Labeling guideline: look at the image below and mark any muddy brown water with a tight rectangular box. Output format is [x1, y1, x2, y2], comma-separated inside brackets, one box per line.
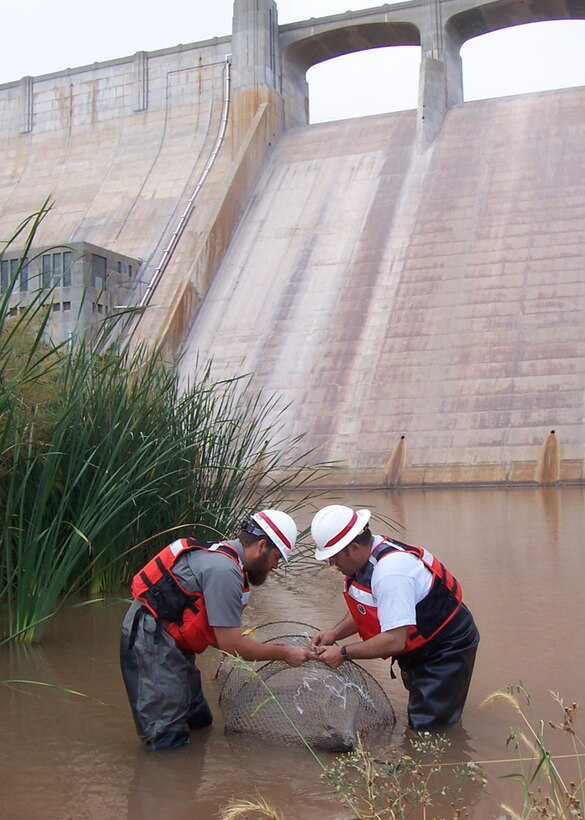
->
[1, 486, 584, 819]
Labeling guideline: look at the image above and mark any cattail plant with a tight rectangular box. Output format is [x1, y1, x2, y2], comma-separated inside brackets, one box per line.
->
[0, 204, 332, 644]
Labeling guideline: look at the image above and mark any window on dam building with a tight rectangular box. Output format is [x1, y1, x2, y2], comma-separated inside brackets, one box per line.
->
[462, 20, 585, 102]
[2, 253, 75, 293]
[1, 258, 28, 293]
[42, 252, 72, 288]
[91, 254, 107, 290]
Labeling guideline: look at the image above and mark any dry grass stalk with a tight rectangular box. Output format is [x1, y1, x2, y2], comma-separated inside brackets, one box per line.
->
[219, 796, 284, 820]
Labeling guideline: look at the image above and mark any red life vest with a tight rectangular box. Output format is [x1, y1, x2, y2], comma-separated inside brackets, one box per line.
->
[343, 536, 462, 656]
[131, 537, 249, 655]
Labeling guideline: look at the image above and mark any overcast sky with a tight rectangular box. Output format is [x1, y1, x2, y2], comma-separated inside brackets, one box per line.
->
[1, 1, 584, 122]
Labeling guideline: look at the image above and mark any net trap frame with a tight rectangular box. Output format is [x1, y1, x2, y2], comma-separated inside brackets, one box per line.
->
[216, 621, 396, 752]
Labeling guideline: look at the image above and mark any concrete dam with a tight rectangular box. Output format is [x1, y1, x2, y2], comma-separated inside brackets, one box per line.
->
[1, 0, 584, 486]
[179, 90, 585, 487]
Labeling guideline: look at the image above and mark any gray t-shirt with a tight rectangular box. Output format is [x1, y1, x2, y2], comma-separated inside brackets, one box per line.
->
[171, 539, 245, 628]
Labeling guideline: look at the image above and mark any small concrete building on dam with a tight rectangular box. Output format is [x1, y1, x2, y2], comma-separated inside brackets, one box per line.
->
[1, 0, 584, 487]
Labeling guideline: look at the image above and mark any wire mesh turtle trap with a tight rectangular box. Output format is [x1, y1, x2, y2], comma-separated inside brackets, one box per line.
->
[217, 621, 396, 752]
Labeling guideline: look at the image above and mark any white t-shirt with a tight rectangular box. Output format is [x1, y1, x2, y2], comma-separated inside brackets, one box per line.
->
[371, 538, 433, 632]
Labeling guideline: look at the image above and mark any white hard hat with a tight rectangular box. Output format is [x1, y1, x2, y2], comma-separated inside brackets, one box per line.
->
[251, 509, 297, 562]
[311, 505, 371, 561]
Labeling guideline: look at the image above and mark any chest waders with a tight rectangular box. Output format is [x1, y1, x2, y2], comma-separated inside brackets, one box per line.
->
[345, 536, 479, 731]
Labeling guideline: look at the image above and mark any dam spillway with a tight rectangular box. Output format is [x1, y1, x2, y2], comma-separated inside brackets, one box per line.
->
[178, 87, 585, 487]
[1, 0, 585, 486]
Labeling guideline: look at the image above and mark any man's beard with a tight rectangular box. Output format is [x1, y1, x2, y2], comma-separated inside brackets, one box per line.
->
[247, 566, 270, 586]
[247, 553, 273, 587]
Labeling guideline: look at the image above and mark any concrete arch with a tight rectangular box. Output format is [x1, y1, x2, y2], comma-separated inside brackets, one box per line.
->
[445, 0, 585, 49]
[241, 0, 585, 141]
[282, 20, 421, 73]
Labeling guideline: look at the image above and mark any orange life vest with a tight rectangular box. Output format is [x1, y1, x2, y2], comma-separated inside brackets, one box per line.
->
[343, 536, 462, 656]
[131, 537, 249, 655]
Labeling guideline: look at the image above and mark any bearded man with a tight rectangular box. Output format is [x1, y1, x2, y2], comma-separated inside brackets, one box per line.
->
[120, 509, 310, 750]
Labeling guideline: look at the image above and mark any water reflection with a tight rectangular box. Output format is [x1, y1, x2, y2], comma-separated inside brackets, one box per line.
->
[126, 744, 208, 820]
[538, 485, 562, 544]
[1, 487, 585, 818]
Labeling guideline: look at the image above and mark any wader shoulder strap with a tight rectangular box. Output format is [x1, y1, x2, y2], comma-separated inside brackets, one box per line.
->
[128, 606, 145, 651]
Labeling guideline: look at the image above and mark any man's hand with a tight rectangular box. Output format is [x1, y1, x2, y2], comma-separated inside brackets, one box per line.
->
[271, 643, 312, 667]
[315, 644, 345, 669]
[310, 629, 337, 649]
[310, 614, 357, 650]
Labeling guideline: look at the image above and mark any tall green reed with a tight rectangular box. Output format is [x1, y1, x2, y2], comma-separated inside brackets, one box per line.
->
[0, 204, 332, 643]
[484, 684, 585, 819]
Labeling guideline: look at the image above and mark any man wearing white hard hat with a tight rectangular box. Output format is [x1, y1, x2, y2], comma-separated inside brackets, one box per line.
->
[310, 505, 479, 731]
[120, 509, 311, 750]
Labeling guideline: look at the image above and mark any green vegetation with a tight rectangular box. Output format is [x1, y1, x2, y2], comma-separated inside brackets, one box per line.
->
[319, 685, 585, 819]
[483, 683, 585, 819]
[322, 731, 481, 819]
[0, 205, 329, 644]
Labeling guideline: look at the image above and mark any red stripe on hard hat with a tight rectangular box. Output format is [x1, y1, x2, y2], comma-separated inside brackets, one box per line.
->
[258, 511, 291, 549]
[324, 511, 357, 548]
